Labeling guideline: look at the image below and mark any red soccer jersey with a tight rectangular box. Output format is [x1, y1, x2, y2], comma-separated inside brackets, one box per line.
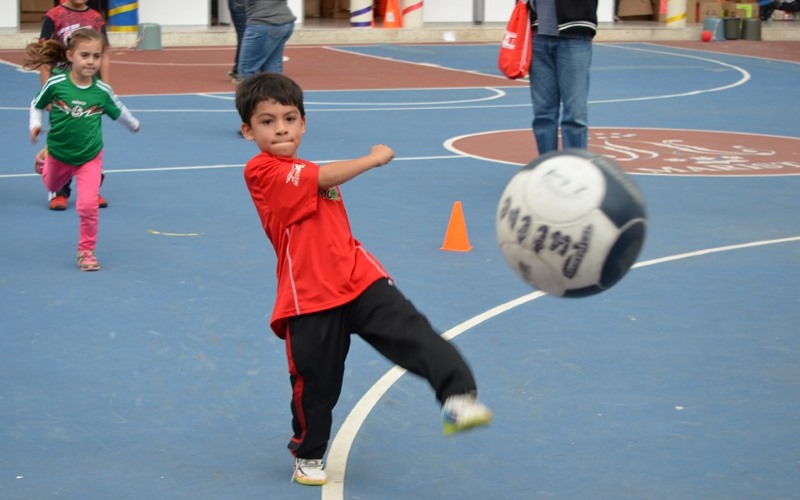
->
[41, 4, 109, 46]
[244, 153, 390, 338]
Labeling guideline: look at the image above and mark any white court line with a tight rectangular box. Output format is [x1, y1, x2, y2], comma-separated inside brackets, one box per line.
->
[0, 46, 751, 112]
[305, 87, 507, 106]
[323, 45, 512, 82]
[0, 155, 465, 180]
[592, 44, 750, 104]
[112, 61, 231, 67]
[321, 235, 800, 500]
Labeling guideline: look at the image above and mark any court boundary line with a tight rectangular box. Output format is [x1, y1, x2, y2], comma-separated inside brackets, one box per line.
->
[444, 127, 800, 177]
[321, 235, 800, 500]
[0, 155, 466, 180]
[639, 41, 800, 66]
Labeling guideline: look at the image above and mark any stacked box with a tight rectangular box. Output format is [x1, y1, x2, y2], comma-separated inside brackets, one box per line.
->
[21, 0, 52, 23]
[725, 0, 759, 19]
[699, 1, 724, 21]
[617, 0, 655, 17]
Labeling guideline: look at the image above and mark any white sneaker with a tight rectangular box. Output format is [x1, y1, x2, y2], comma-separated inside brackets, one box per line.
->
[441, 394, 492, 436]
[293, 458, 327, 486]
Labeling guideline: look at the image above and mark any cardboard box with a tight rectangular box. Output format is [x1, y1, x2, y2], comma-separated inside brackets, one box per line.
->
[618, 0, 655, 17]
[729, 0, 759, 18]
[305, 0, 320, 18]
[21, 12, 47, 23]
[21, 0, 53, 10]
[321, 0, 349, 19]
[20, 0, 52, 24]
[699, 1, 724, 20]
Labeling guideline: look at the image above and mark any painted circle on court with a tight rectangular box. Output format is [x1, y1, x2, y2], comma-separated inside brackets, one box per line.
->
[450, 128, 800, 176]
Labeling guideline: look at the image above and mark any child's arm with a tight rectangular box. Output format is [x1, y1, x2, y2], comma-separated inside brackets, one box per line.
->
[101, 83, 139, 132]
[116, 105, 140, 132]
[100, 50, 111, 85]
[100, 27, 111, 84]
[29, 103, 45, 143]
[318, 145, 394, 190]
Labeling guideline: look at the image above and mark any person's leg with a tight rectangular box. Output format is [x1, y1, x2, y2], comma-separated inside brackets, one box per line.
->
[350, 279, 478, 403]
[72, 151, 103, 253]
[237, 24, 270, 79]
[557, 36, 593, 150]
[530, 35, 561, 155]
[41, 153, 75, 197]
[351, 279, 491, 435]
[263, 22, 294, 73]
[46, 174, 105, 209]
[228, 0, 247, 75]
[760, 0, 777, 18]
[285, 309, 350, 460]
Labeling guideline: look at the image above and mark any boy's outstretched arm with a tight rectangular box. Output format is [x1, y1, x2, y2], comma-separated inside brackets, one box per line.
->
[318, 144, 394, 190]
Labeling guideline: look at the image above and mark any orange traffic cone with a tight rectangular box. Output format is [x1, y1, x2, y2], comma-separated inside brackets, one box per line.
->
[383, 0, 403, 28]
[440, 201, 472, 252]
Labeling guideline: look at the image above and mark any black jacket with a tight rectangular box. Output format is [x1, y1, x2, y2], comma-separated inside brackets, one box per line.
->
[528, 0, 598, 38]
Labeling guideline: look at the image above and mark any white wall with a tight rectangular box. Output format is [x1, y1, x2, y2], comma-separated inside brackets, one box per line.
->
[0, 0, 610, 29]
[424, 0, 472, 23]
[427, 0, 615, 24]
[217, 0, 304, 25]
[0, 0, 304, 29]
[1, 0, 19, 28]
[423, 0, 520, 23]
[598, 0, 614, 22]
[138, 0, 209, 26]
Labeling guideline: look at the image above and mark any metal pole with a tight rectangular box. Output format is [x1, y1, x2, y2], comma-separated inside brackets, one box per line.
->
[473, 0, 484, 25]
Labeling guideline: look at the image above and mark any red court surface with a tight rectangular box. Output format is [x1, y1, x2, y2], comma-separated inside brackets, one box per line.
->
[2, 41, 797, 96]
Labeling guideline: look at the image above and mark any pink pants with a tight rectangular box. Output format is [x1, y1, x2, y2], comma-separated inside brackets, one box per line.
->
[42, 151, 103, 252]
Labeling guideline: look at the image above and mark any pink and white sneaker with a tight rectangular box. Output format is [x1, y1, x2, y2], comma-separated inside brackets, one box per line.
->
[77, 250, 101, 272]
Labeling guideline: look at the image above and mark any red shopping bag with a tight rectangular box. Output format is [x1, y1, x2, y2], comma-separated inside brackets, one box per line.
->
[498, 0, 532, 80]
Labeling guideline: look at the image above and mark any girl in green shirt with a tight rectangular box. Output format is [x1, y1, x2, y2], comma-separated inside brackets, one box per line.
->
[27, 28, 140, 271]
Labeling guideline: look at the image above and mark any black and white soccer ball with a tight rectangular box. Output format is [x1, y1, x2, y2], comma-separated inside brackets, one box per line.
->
[496, 149, 647, 298]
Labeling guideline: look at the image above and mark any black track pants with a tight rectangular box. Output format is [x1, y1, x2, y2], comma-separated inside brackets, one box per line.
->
[285, 278, 478, 459]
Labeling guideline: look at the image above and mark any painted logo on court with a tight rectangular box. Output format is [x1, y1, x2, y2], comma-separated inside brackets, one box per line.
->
[450, 128, 800, 176]
[591, 129, 800, 176]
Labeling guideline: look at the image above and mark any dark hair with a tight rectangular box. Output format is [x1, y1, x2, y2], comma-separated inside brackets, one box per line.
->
[235, 72, 305, 124]
[24, 28, 104, 70]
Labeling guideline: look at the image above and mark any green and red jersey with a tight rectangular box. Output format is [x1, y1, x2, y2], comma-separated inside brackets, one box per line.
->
[30, 73, 138, 165]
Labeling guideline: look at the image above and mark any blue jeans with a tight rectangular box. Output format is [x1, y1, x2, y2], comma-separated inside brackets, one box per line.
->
[237, 22, 294, 78]
[529, 35, 593, 154]
[228, 0, 247, 74]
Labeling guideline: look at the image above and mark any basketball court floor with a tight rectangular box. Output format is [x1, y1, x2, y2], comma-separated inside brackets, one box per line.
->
[0, 40, 798, 499]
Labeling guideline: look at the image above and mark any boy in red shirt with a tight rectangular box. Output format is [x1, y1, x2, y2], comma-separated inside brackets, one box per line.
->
[236, 73, 492, 486]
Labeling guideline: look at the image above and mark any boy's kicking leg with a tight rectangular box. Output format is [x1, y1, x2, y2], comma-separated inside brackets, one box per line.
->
[350, 278, 492, 435]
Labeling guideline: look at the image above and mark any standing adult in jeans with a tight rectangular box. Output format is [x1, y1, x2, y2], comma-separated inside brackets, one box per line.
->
[227, 0, 247, 82]
[527, 0, 597, 155]
[237, 0, 296, 79]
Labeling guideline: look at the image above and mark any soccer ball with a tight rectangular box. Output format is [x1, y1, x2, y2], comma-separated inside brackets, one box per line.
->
[496, 149, 647, 298]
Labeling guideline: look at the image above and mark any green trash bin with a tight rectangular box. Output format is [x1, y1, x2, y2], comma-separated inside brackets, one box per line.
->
[724, 17, 740, 40]
[137, 23, 162, 51]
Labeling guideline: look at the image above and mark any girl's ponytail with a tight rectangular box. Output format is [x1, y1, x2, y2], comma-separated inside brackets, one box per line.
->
[24, 39, 67, 70]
